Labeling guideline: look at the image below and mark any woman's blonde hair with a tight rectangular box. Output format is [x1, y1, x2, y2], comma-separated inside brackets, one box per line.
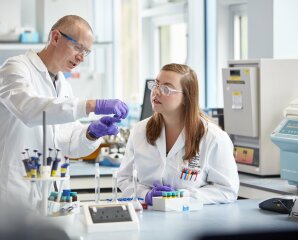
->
[146, 63, 206, 161]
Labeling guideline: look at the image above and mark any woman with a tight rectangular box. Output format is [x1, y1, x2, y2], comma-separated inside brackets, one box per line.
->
[117, 63, 239, 205]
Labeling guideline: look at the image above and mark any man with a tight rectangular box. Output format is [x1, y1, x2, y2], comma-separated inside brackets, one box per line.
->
[0, 15, 128, 204]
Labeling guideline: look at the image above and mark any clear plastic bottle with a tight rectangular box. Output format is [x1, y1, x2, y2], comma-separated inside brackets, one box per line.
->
[95, 162, 100, 204]
[112, 170, 119, 203]
[131, 163, 143, 213]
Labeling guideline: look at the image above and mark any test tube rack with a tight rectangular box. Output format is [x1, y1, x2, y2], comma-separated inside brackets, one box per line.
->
[152, 196, 203, 212]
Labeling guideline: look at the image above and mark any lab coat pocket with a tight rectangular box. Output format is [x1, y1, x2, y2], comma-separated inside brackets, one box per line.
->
[166, 162, 200, 189]
[165, 154, 202, 189]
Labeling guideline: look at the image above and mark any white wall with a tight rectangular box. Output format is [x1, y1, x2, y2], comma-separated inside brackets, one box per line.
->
[274, 0, 298, 58]
[0, 0, 21, 31]
[206, 0, 217, 107]
[36, 0, 93, 42]
[247, 0, 273, 58]
[187, 0, 205, 108]
[248, 0, 298, 59]
[216, 2, 231, 108]
[21, 0, 36, 29]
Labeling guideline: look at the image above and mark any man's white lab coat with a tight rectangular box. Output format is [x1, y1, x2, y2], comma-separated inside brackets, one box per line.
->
[0, 50, 100, 204]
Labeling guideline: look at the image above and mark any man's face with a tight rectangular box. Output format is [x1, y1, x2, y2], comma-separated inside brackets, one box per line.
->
[52, 24, 93, 72]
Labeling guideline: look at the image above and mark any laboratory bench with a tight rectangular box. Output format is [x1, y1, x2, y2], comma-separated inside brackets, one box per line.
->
[239, 173, 297, 199]
[64, 199, 298, 240]
[69, 161, 298, 201]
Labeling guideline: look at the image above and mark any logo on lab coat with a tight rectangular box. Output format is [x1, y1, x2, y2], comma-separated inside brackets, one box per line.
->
[189, 154, 200, 168]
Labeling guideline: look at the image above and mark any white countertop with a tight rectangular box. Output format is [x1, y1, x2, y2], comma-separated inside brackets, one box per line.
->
[65, 199, 298, 240]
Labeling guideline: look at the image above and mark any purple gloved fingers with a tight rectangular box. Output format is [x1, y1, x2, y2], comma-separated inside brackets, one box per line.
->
[154, 185, 174, 192]
[145, 184, 175, 205]
[145, 189, 163, 205]
[100, 116, 121, 126]
[95, 99, 129, 119]
[88, 116, 119, 139]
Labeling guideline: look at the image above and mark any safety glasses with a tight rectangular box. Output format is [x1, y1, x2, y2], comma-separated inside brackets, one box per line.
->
[59, 30, 91, 57]
[147, 80, 183, 96]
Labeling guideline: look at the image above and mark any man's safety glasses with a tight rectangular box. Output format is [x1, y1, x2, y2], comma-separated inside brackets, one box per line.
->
[147, 80, 183, 96]
[59, 31, 91, 57]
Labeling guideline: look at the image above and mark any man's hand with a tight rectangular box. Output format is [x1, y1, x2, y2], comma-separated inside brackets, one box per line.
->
[95, 99, 129, 119]
[87, 116, 120, 139]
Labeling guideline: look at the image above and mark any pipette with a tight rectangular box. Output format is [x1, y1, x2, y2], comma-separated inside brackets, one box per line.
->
[47, 148, 53, 166]
[22, 151, 31, 177]
[25, 148, 30, 159]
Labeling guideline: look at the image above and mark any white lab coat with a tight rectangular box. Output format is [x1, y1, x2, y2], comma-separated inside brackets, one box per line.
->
[117, 118, 239, 204]
[0, 50, 101, 204]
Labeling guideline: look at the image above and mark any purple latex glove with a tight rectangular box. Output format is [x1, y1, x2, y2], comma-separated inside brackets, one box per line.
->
[95, 99, 129, 119]
[88, 116, 120, 139]
[145, 183, 175, 205]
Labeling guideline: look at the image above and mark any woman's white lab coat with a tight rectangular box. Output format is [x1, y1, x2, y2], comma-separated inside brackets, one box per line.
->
[0, 50, 100, 204]
[117, 118, 239, 204]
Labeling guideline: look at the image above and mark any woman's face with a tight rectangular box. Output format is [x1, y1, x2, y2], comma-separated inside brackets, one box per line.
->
[151, 70, 184, 117]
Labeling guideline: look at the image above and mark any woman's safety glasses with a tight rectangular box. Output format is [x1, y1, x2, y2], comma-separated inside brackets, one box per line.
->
[147, 80, 183, 96]
[59, 31, 91, 57]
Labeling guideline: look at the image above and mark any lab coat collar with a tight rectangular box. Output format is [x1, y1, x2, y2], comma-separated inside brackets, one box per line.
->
[167, 128, 185, 159]
[156, 124, 185, 159]
[156, 125, 167, 159]
[26, 49, 48, 74]
[26, 49, 58, 94]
